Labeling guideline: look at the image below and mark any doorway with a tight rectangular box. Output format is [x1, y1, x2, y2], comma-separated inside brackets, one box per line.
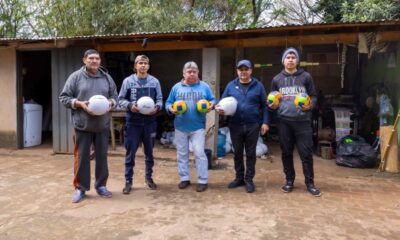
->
[18, 51, 52, 148]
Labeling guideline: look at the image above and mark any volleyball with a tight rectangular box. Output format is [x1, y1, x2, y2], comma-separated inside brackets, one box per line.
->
[136, 96, 155, 114]
[294, 92, 311, 109]
[267, 91, 282, 109]
[197, 99, 211, 113]
[88, 95, 109, 115]
[218, 97, 238, 116]
[173, 100, 187, 114]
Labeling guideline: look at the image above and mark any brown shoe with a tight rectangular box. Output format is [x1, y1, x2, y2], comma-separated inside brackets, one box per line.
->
[178, 181, 191, 189]
[196, 184, 208, 192]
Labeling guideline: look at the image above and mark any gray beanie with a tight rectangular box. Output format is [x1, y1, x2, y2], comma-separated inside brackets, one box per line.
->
[281, 47, 300, 65]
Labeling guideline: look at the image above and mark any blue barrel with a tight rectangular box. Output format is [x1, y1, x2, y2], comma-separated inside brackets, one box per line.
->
[217, 132, 226, 157]
[204, 149, 212, 169]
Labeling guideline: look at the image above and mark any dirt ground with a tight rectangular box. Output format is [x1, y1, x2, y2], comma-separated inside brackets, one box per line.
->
[0, 142, 400, 240]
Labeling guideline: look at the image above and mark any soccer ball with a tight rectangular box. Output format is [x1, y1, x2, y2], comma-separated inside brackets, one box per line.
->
[267, 91, 282, 109]
[197, 99, 211, 113]
[173, 100, 187, 114]
[136, 96, 155, 114]
[88, 95, 109, 115]
[218, 97, 238, 116]
[294, 92, 311, 109]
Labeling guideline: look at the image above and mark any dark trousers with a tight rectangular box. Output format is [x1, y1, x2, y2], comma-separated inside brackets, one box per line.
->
[229, 123, 260, 182]
[277, 119, 314, 185]
[124, 122, 156, 182]
[73, 129, 109, 191]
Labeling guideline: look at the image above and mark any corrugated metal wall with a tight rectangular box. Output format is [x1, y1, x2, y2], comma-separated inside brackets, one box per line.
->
[51, 48, 85, 153]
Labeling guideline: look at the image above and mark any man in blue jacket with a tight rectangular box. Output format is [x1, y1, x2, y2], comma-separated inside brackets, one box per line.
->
[216, 59, 269, 193]
[118, 55, 163, 194]
[165, 61, 216, 192]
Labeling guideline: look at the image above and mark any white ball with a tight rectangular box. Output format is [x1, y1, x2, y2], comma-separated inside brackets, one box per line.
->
[218, 97, 238, 116]
[136, 96, 155, 114]
[88, 95, 109, 115]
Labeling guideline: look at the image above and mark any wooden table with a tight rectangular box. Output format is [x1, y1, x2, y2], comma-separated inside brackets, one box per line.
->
[110, 110, 126, 150]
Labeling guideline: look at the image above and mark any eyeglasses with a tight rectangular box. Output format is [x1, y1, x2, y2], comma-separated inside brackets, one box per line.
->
[238, 68, 250, 72]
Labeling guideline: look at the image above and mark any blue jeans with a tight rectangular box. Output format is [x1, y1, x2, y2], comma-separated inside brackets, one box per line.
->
[174, 128, 208, 184]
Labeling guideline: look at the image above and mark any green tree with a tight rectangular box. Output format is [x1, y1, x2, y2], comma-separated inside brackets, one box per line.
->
[316, 0, 400, 22]
[274, 0, 322, 24]
[26, 0, 277, 37]
[0, 0, 29, 37]
[341, 0, 399, 21]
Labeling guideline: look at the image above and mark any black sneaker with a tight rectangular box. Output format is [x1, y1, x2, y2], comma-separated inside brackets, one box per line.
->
[245, 181, 255, 193]
[145, 178, 157, 190]
[178, 180, 191, 189]
[123, 182, 132, 194]
[227, 179, 245, 189]
[307, 184, 322, 197]
[281, 181, 294, 193]
[196, 183, 208, 192]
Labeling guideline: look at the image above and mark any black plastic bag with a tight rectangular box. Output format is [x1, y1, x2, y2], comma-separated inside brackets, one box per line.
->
[335, 135, 378, 168]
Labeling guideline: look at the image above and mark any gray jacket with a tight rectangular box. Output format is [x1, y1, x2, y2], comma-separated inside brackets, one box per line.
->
[59, 66, 118, 132]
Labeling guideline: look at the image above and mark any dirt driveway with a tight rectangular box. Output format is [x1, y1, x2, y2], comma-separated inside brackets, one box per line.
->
[0, 143, 399, 240]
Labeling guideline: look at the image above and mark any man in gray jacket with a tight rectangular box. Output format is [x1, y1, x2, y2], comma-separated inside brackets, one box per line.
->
[60, 49, 118, 203]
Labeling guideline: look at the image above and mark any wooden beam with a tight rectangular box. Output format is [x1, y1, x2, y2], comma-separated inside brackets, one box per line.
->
[97, 33, 359, 52]
[377, 31, 400, 43]
[14, 40, 69, 50]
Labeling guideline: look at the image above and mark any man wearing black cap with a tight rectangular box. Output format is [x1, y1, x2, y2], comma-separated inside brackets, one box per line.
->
[216, 59, 269, 193]
[269, 47, 321, 197]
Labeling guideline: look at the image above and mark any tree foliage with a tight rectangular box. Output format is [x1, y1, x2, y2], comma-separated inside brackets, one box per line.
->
[340, 0, 400, 22]
[1, 0, 399, 38]
[315, 0, 400, 22]
[273, 0, 322, 25]
[1, 0, 277, 37]
[0, 0, 29, 38]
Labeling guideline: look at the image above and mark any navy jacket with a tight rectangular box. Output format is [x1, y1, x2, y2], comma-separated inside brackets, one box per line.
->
[221, 77, 269, 125]
[118, 74, 163, 126]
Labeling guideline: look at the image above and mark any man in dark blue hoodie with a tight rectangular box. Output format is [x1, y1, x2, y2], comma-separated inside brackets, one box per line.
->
[216, 59, 269, 193]
[118, 55, 163, 194]
[270, 47, 321, 197]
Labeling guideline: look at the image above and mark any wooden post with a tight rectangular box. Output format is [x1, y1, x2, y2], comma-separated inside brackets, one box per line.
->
[379, 124, 399, 173]
[202, 48, 220, 162]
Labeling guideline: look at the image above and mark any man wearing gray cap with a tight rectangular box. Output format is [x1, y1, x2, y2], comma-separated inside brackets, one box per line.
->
[269, 47, 321, 197]
[216, 59, 269, 193]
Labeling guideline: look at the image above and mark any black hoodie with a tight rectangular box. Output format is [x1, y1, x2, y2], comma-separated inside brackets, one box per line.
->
[270, 68, 317, 121]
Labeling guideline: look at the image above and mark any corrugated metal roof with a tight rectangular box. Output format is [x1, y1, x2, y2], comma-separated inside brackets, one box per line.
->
[1, 19, 399, 42]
